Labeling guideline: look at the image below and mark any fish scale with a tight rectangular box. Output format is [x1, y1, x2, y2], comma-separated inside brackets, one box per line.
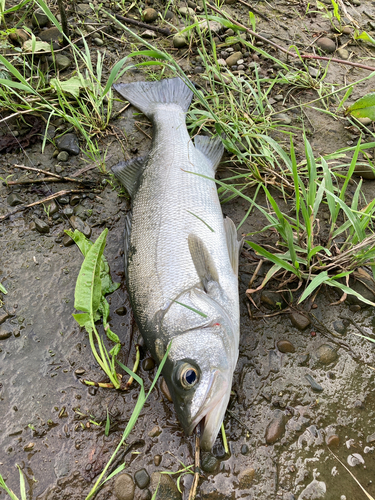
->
[112, 77, 241, 450]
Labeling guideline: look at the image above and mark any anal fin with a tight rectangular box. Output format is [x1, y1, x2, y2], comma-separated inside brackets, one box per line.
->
[112, 156, 147, 197]
[194, 135, 224, 172]
[224, 217, 242, 276]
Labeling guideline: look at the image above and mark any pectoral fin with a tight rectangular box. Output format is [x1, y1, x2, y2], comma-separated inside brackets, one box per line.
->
[224, 217, 242, 276]
[111, 156, 147, 197]
[188, 234, 219, 291]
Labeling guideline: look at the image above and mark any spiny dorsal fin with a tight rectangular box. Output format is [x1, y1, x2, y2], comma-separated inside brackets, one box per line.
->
[223, 217, 242, 276]
[188, 234, 219, 291]
[111, 156, 147, 197]
[194, 135, 224, 172]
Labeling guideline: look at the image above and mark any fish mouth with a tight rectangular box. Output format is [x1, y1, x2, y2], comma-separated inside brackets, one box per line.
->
[186, 371, 230, 451]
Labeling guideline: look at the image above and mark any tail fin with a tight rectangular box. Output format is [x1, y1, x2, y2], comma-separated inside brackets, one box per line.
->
[113, 77, 194, 119]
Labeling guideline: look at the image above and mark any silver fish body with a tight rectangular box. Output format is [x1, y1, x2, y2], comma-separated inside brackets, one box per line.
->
[112, 78, 240, 450]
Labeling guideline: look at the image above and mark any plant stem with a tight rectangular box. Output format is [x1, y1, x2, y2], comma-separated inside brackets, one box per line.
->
[57, 0, 69, 45]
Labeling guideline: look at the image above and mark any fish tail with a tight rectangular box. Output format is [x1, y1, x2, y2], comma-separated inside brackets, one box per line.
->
[113, 77, 193, 119]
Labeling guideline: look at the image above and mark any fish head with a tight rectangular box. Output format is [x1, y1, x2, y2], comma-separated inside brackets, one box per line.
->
[163, 321, 237, 451]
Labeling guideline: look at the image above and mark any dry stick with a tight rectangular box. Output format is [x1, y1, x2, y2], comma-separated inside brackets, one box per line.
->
[9, 165, 93, 185]
[188, 426, 201, 500]
[114, 13, 171, 36]
[206, 2, 375, 72]
[134, 122, 152, 140]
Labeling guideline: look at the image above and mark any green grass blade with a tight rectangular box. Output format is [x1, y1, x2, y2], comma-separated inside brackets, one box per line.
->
[0, 283, 7, 294]
[17, 467, 26, 500]
[246, 241, 298, 274]
[298, 271, 330, 303]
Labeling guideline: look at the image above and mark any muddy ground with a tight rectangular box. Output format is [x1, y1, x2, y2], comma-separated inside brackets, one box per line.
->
[1, 0, 375, 499]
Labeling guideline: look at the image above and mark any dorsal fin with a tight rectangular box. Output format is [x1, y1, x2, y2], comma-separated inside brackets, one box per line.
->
[188, 234, 219, 291]
[194, 135, 224, 172]
[223, 217, 242, 276]
[111, 156, 147, 197]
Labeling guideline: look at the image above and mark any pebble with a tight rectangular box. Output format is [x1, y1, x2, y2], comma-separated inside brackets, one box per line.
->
[56, 133, 80, 156]
[241, 444, 249, 455]
[148, 425, 162, 438]
[290, 311, 311, 330]
[7, 193, 24, 207]
[354, 162, 375, 180]
[62, 233, 75, 247]
[54, 54, 71, 71]
[114, 473, 135, 500]
[179, 6, 195, 17]
[69, 215, 91, 238]
[201, 452, 220, 473]
[298, 479, 326, 499]
[160, 378, 172, 401]
[173, 34, 187, 48]
[194, 66, 204, 74]
[342, 26, 352, 35]
[316, 37, 336, 53]
[139, 491, 152, 500]
[74, 368, 85, 376]
[217, 58, 227, 66]
[333, 319, 347, 335]
[226, 51, 242, 67]
[326, 434, 340, 447]
[93, 37, 104, 46]
[134, 469, 150, 489]
[308, 66, 319, 78]
[143, 8, 158, 22]
[46, 200, 58, 215]
[150, 472, 181, 500]
[76, 3, 93, 15]
[265, 410, 286, 444]
[9, 29, 29, 45]
[70, 194, 80, 206]
[32, 8, 49, 27]
[260, 291, 286, 310]
[315, 344, 337, 364]
[57, 151, 69, 162]
[305, 373, 323, 392]
[238, 468, 255, 488]
[275, 113, 292, 125]
[0, 326, 12, 340]
[357, 117, 372, 126]
[337, 48, 349, 60]
[142, 30, 157, 39]
[154, 455, 162, 466]
[34, 218, 50, 234]
[143, 357, 155, 371]
[277, 340, 296, 353]
[39, 27, 61, 43]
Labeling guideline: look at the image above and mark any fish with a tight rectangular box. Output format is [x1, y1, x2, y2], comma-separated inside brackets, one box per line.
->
[112, 77, 241, 451]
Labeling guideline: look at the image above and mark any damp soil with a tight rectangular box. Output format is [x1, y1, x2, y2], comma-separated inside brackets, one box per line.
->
[1, 1, 375, 499]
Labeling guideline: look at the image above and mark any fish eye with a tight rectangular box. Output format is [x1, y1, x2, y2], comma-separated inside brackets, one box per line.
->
[178, 364, 199, 389]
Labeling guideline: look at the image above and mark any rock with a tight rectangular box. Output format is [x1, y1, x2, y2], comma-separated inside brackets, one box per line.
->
[154, 455, 162, 466]
[62, 233, 75, 247]
[316, 37, 336, 53]
[69, 215, 91, 238]
[8, 29, 29, 45]
[76, 3, 93, 15]
[148, 426, 162, 438]
[347, 453, 364, 466]
[241, 444, 249, 455]
[357, 117, 372, 126]
[173, 34, 187, 48]
[308, 66, 319, 78]
[70, 194, 80, 206]
[143, 8, 158, 22]
[57, 151, 69, 162]
[135, 469, 150, 489]
[143, 357, 155, 371]
[290, 311, 311, 330]
[142, 30, 157, 39]
[298, 479, 326, 499]
[342, 26, 352, 35]
[198, 20, 222, 34]
[39, 27, 61, 43]
[275, 113, 292, 125]
[354, 162, 375, 180]
[305, 373, 323, 392]
[226, 51, 242, 67]
[45, 200, 58, 215]
[160, 378, 172, 401]
[332, 319, 347, 335]
[277, 340, 296, 353]
[265, 410, 286, 444]
[194, 66, 204, 74]
[75, 368, 85, 376]
[114, 473, 135, 500]
[179, 6, 195, 17]
[63, 207, 74, 217]
[7, 193, 24, 207]
[201, 452, 220, 473]
[54, 54, 71, 71]
[337, 48, 349, 60]
[56, 133, 80, 155]
[139, 491, 152, 500]
[93, 37, 104, 46]
[32, 8, 49, 27]
[315, 344, 337, 365]
[326, 434, 339, 447]
[238, 468, 255, 489]
[0, 326, 12, 340]
[34, 218, 50, 234]
[150, 472, 181, 500]
[164, 10, 173, 20]
[217, 58, 227, 66]
[58, 195, 69, 204]
[260, 291, 286, 310]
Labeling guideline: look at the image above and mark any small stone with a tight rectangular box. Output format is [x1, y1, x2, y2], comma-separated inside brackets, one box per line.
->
[56, 133, 80, 156]
[290, 311, 311, 330]
[34, 218, 50, 234]
[305, 373, 323, 392]
[139, 491, 152, 500]
[57, 151, 69, 162]
[115, 306, 127, 316]
[8, 29, 29, 45]
[143, 8, 158, 22]
[350, 304, 361, 312]
[238, 468, 255, 489]
[77, 3, 93, 15]
[265, 410, 286, 444]
[160, 378, 172, 402]
[354, 162, 375, 180]
[337, 48, 349, 60]
[173, 34, 187, 48]
[114, 473, 135, 500]
[54, 54, 71, 71]
[24, 442, 35, 451]
[326, 434, 340, 447]
[45, 200, 58, 215]
[366, 432, 375, 443]
[75, 368, 86, 376]
[308, 66, 319, 78]
[226, 51, 242, 67]
[142, 30, 157, 39]
[357, 117, 372, 126]
[134, 469, 150, 489]
[39, 27, 61, 43]
[260, 291, 286, 310]
[154, 455, 162, 466]
[62, 233, 75, 247]
[241, 444, 249, 455]
[164, 10, 173, 20]
[277, 340, 296, 353]
[7, 193, 24, 207]
[148, 426, 162, 438]
[93, 37, 104, 46]
[275, 113, 292, 125]
[150, 472, 181, 500]
[0, 326, 12, 340]
[201, 452, 219, 473]
[316, 37, 336, 53]
[298, 479, 326, 499]
[32, 8, 49, 27]
[70, 194, 80, 206]
[143, 357, 155, 371]
[333, 319, 347, 335]
[342, 26, 352, 35]
[179, 6, 195, 17]
[29, 222, 36, 231]
[217, 58, 227, 67]
[69, 215, 91, 238]
[88, 386, 97, 396]
[58, 196, 69, 204]
[315, 344, 337, 364]
[194, 66, 204, 74]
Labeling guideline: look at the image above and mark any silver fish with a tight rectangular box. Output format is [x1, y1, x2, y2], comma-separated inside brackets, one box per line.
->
[112, 77, 240, 450]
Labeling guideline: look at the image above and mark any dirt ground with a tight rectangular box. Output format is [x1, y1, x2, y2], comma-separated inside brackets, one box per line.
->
[1, 0, 375, 499]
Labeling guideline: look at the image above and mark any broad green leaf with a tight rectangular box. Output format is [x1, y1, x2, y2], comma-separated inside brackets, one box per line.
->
[129, 49, 169, 60]
[51, 76, 91, 98]
[325, 190, 365, 241]
[354, 31, 375, 46]
[72, 312, 91, 328]
[23, 39, 51, 52]
[347, 91, 375, 121]
[0, 283, 7, 294]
